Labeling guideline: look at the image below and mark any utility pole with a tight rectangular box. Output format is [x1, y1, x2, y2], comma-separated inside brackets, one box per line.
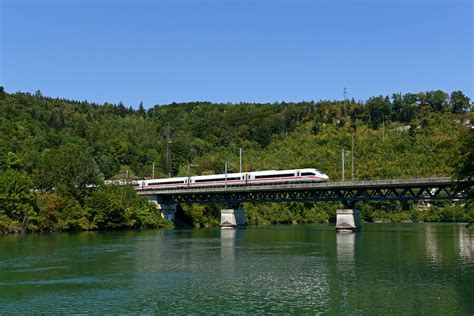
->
[152, 162, 155, 179]
[166, 128, 172, 178]
[351, 132, 355, 181]
[343, 87, 348, 117]
[225, 161, 228, 190]
[187, 164, 198, 177]
[239, 148, 243, 174]
[186, 164, 198, 187]
[382, 116, 385, 144]
[342, 148, 345, 181]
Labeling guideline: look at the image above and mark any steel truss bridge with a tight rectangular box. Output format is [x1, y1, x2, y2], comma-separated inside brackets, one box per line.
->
[137, 177, 473, 207]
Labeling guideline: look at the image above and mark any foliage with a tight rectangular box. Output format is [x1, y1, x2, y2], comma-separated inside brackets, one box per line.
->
[245, 202, 335, 225]
[0, 87, 472, 232]
[178, 204, 220, 227]
[454, 126, 474, 181]
[28, 185, 173, 234]
[358, 201, 473, 223]
[0, 170, 37, 233]
[85, 184, 172, 230]
[33, 142, 101, 202]
[453, 125, 474, 209]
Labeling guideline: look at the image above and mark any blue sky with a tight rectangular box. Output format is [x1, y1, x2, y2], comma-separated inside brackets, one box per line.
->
[0, 0, 472, 107]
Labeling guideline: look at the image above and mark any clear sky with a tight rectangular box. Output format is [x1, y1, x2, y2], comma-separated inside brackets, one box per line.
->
[0, 0, 472, 107]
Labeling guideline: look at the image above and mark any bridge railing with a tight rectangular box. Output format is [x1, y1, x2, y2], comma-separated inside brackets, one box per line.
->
[327, 176, 453, 185]
[136, 176, 457, 193]
[351, 173, 452, 181]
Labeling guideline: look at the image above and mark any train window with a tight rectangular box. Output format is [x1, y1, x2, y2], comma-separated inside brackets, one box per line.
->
[195, 178, 218, 183]
[255, 173, 294, 179]
[148, 181, 183, 185]
[195, 178, 221, 183]
[195, 177, 240, 183]
[301, 172, 315, 176]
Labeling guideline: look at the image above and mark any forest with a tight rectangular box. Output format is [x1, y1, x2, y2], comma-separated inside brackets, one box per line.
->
[0, 86, 472, 233]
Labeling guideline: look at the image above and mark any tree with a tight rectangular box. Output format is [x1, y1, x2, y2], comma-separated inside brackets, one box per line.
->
[117, 102, 127, 117]
[400, 93, 419, 122]
[426, 90, 449, 112]
[391, 93, 404, 121]
[0, 88, 472, 230]
[137, 101, 146, 117]
[33, 143, 101, 202]
[455, 127, 474, 180]
[365, 96, 392, 128]
[0, 170, 37, 232]
[6, 152, 23, 170]
[450, 91, 471, 113]
[85, 184, 171, 229]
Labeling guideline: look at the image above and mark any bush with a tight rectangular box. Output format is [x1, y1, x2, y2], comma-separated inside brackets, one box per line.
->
[0, 170, 37, 233]
[178, 204, 219, 227]
[85, 184, 173, 230]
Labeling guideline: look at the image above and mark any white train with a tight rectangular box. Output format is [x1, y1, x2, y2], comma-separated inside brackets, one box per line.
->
[133, 168, 329, 190]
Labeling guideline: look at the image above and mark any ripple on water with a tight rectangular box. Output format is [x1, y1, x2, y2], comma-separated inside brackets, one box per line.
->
[0, 224, 473, 314]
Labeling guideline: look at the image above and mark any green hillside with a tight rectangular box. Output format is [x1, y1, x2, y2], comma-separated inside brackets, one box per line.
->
[0, 87, 472, 232]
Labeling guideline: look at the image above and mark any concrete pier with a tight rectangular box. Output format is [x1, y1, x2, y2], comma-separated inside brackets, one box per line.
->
[157, 203, 177, 221]
[220, 209, 245, 228]
[336, 209, 361, 232]
[146, 195, 177, 221]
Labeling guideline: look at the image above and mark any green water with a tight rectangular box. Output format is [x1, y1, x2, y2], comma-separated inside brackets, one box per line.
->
[0, 223, 473, 314]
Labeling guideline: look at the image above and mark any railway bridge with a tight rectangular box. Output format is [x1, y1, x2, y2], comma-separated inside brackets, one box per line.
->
[136, 177, 473, 232]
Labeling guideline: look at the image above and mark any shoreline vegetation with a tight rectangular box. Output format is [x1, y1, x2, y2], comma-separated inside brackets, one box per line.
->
[0, 87, 472, 234]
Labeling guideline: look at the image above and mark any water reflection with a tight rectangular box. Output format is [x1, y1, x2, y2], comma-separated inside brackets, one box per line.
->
[1, 224, 473, 314]
[220, 228, 236, 263]
[336, 232, 356, 270]
[459, 226, 473, 263]
[425, 225, 442, 264]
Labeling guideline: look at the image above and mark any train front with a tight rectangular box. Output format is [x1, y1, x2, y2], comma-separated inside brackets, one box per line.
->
[316, 169, 329, 181]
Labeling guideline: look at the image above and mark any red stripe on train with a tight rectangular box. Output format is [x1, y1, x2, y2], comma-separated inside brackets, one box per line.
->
[142, 175, 324, 188]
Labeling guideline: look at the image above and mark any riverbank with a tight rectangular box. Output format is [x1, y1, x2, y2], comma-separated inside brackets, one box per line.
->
[0, 183, 173, 235]
[176, 201, 473, 227]
[2, 199, 472, 234]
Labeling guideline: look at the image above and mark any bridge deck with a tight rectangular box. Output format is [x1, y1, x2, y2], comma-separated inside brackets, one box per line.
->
[137, 177, 472, 205]
[137, 177, 456, 195]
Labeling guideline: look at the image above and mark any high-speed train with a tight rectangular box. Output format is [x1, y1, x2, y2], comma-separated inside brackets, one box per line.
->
[133, 168, 329, 190]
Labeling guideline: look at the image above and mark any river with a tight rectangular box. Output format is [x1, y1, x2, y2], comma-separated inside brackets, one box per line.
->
[0, 223, 473, 314]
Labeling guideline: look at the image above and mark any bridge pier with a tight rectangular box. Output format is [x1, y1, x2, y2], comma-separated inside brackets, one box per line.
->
[220, 208, 245, 228]
[146, 195, 177, 221]
[136, 177, 471, 228]
[336, 207, 361, 233]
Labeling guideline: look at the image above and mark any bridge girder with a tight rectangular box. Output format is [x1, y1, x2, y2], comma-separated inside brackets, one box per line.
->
[140, 180, 472, 206]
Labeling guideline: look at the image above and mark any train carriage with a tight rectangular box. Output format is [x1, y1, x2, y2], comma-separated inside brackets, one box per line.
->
[136, 168, 328, 190]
